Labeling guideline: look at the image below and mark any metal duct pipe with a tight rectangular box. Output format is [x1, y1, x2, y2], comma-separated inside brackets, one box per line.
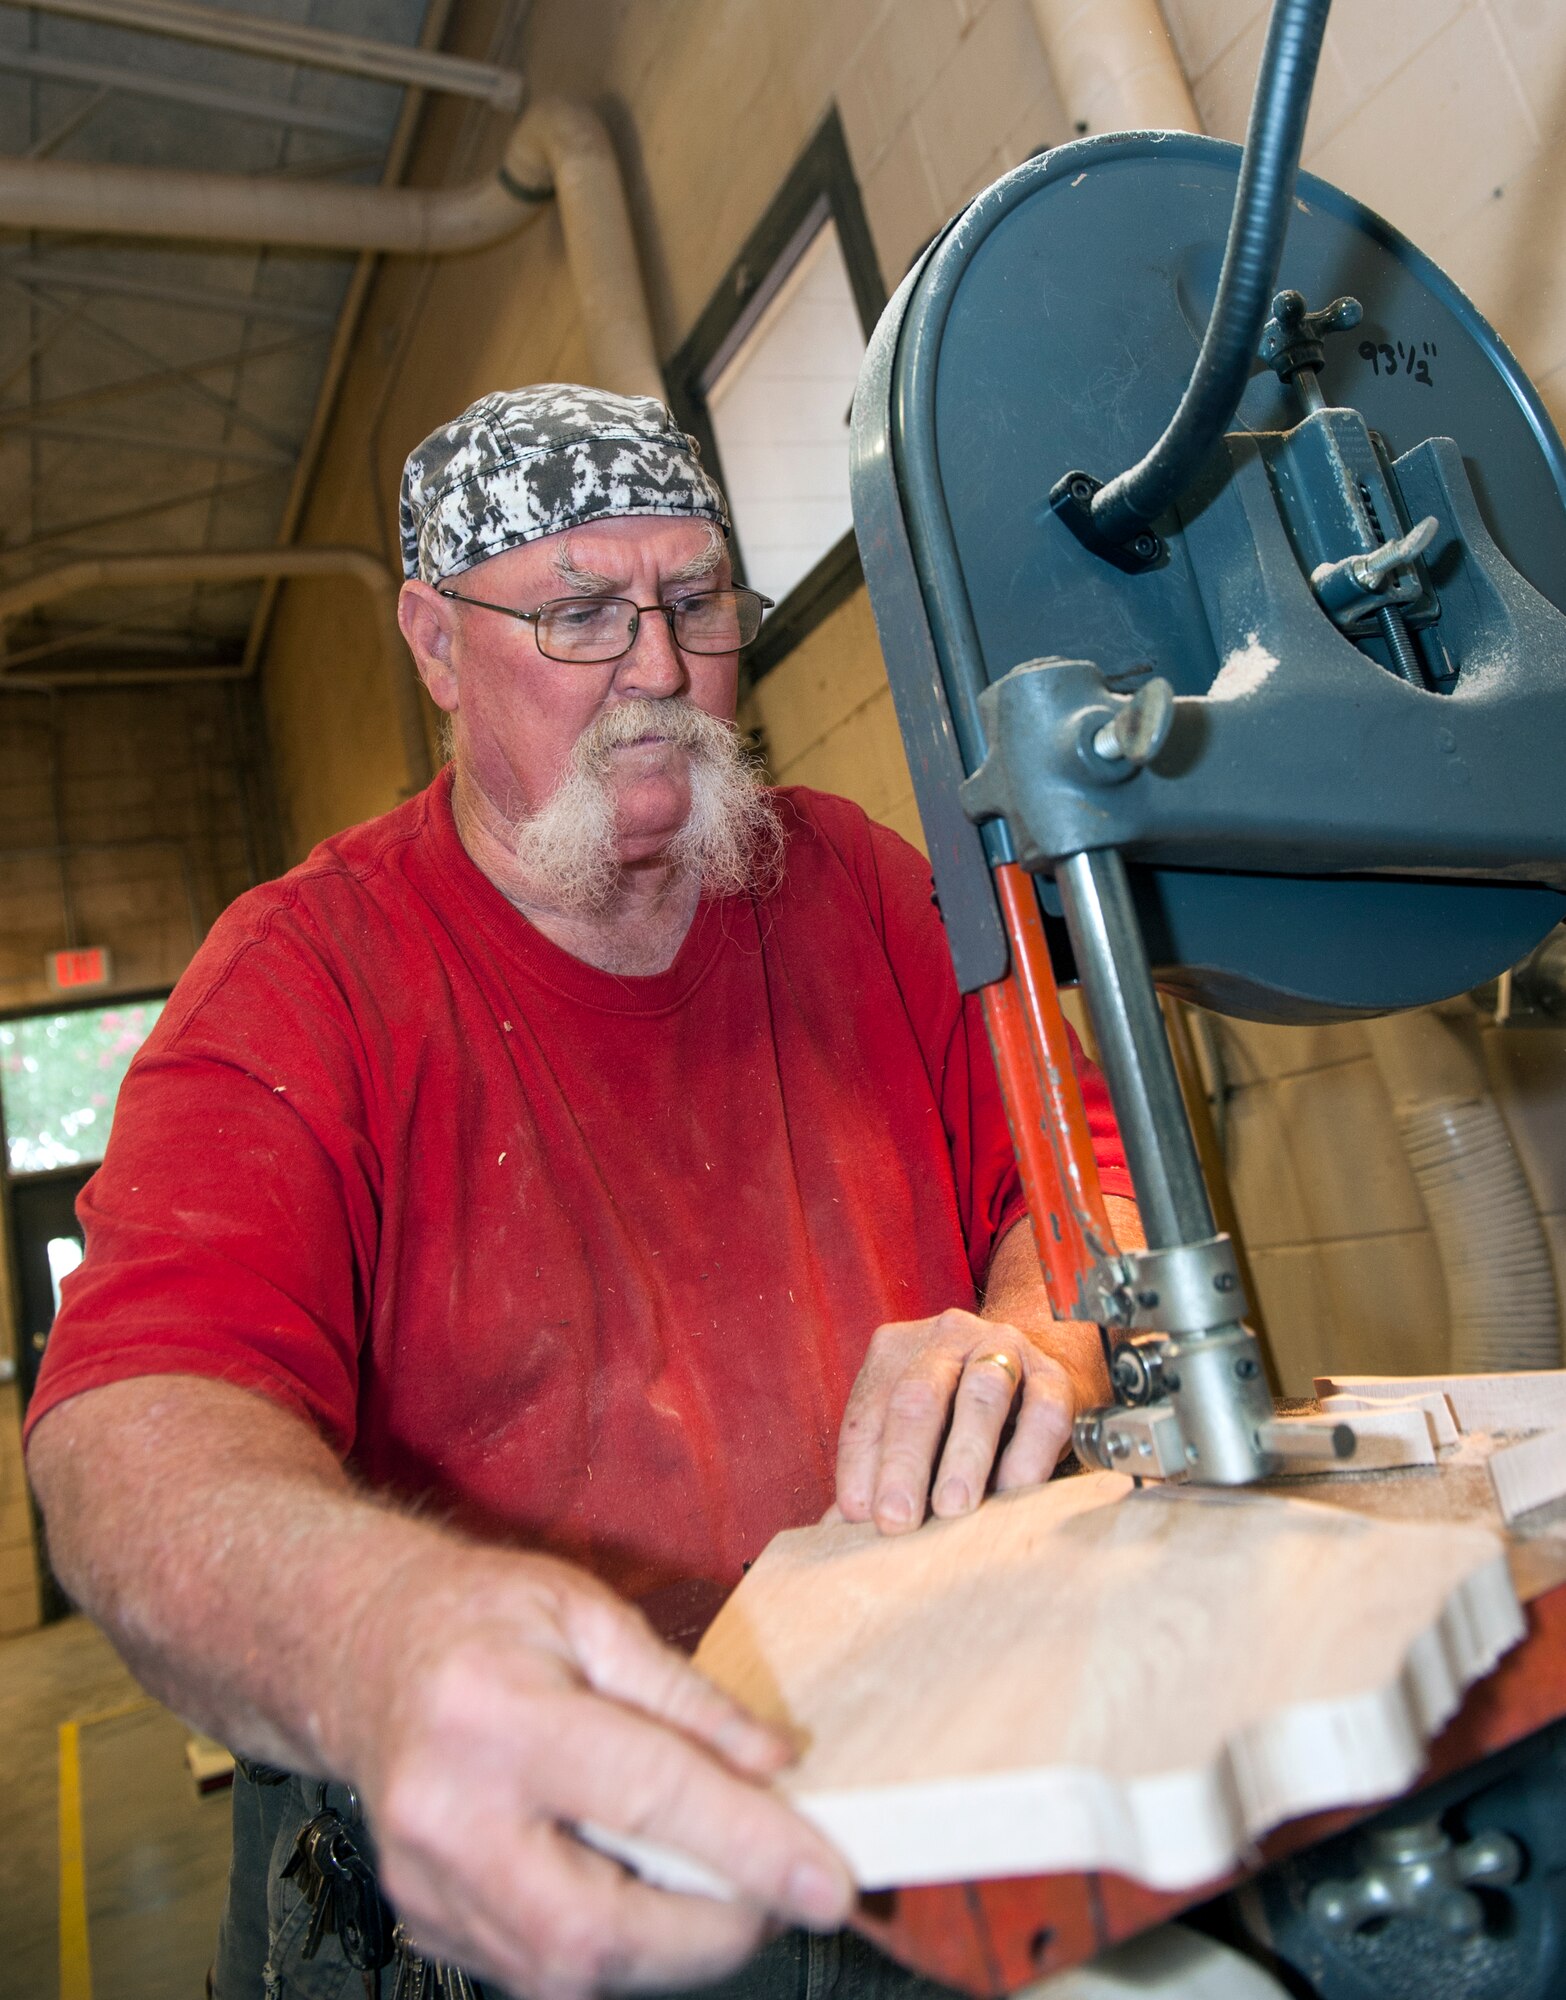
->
[1028, 0, 1200, 136]
[0, 550, 431, 794]
[1366, 1009, 1562, 1372]
[0, 94, 662, 398]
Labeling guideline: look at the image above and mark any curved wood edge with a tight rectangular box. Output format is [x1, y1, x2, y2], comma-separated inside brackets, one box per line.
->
[851, 1576, 1566, 1995]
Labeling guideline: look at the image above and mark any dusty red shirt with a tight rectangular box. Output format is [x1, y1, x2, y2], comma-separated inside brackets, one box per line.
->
[29, 773, 1129, 1598]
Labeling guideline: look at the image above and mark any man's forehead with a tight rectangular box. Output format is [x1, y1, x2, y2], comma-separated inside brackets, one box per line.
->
[464, 517, 726, 590]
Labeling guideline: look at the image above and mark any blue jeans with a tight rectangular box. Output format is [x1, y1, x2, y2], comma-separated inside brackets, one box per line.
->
[212, 1769, 967, 2000]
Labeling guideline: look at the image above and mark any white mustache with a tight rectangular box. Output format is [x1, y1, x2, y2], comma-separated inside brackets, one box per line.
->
[577, 697, 735, 768]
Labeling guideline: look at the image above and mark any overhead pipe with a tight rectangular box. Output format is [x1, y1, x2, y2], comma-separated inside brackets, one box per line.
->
[0, 551, 432, 793]
[1028, 0, 1200, 137]
[0, 95, 662, 398]
[0, 88, 662, 789]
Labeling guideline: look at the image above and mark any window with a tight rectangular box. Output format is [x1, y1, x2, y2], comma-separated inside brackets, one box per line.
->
[667, 112, 886, 680]
[0, 998, 166, 1175]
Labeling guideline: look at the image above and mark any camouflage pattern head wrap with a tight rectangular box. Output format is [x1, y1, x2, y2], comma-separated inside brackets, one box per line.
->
[399, 383, 731, 583]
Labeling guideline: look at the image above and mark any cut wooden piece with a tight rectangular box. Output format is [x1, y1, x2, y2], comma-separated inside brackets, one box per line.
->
[1319, 1389, 1459, 1449]
[1487, 1429, 1566, 1525]
[1267, 1407, 1436, 1472]
[1315, 1371, 1566, 1434]
[693, 1474, 1521, 1895]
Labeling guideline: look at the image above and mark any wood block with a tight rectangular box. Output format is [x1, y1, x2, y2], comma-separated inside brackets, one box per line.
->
[1267, 1407, 1436, 1471]
[1487, 1430, 1566, 1525]
[184, 1732, 237, 1795]
[686, 1474, 1521, 1895]
[1315, 1370, 1566, 1434]
[1319, 1389, 1460, 1449]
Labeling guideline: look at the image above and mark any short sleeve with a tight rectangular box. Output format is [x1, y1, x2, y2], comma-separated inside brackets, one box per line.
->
[24, 909, 381, 1457]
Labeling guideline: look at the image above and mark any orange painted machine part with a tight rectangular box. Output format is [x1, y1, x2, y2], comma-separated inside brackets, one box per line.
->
[992, 863, 1114, 1254]
[980, 864, 1114, 1320]
[980, 977, 1089, 1320]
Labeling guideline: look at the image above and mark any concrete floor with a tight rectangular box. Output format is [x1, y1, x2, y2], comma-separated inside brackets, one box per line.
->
[1, 1615, 232, 2000]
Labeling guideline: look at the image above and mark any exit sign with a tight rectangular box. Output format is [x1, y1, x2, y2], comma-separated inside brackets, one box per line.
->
[47, 947, 113, 993]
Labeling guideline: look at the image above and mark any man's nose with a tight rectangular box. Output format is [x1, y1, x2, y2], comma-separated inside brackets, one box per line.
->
[615, 606, 689, 696]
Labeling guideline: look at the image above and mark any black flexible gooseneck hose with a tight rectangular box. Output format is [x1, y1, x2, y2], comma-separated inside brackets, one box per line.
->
[1087, 0, 1333, 548]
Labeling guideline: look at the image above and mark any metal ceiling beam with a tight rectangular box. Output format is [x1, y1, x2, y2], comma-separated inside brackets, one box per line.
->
[5, 418, 295, 466]
[0, 328, 320, 428]
[26, 82, 108, 157]
[0, 257, 338, 326]
[19, 0, 525, 111]
[0, 44, 390, 140]
[0, 471, 283, 557]
[0, 271, 302, 456]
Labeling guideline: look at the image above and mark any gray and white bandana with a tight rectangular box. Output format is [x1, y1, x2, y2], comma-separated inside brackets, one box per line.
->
[398, 383, 731, 583]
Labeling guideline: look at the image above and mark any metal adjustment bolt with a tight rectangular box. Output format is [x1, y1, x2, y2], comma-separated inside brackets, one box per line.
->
[1312, 515, 1441, 626]
[1307, 1817, 1523, 1942]
[1084, 677, 1176, 781]
[1258, 287, 1363, 385]
[1234, 1355, 1259, 1380]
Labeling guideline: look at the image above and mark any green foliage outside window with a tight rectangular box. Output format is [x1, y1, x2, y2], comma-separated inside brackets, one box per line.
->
[0, 1001, 166, 1175]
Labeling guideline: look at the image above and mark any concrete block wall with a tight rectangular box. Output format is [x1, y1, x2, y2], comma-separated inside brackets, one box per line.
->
[1215, 1018, 1451, 1394]
[1214, 1006, 1566, 1397]
[0, 681, 267, 1633]
[1161, 0, 1566, 431]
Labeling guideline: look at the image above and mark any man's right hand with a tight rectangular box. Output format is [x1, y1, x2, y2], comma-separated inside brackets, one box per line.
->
[340, 1547, 852, 1999]
[27, 1377, 851, 2000]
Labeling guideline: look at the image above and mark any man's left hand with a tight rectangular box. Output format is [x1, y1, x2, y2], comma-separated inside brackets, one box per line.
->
[834, 1306, 1078, 1534]
[833, 1199, 1141, 1535]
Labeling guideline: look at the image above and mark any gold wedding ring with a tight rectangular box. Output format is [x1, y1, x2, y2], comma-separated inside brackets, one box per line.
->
[974, 1349, 1021, 1391]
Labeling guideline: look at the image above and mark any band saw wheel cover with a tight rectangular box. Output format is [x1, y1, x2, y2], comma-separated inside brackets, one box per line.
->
[872, 131, 1566, 1021]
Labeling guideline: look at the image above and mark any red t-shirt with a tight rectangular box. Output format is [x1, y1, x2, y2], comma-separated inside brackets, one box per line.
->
[28, 773, 1129, 1600]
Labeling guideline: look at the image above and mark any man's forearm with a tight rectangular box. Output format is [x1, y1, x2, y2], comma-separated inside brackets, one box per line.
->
[29, 1375, 855, 1989]
[980, 1193, 1144, 1410]
[27, 1375, 459, 1779]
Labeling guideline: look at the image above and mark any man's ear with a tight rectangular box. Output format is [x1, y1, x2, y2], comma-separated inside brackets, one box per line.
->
[398, 580, 460, 712]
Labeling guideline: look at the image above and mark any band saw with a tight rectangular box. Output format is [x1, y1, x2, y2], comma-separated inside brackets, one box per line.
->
[844, 0, 1566, 1990]
[849, 0, 1566, 1495]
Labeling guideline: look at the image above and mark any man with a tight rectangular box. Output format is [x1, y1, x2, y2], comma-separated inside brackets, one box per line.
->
[26, 386, 1135, 2000]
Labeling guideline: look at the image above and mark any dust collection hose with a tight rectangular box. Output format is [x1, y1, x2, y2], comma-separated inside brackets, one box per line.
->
[1086, 0, 1332, 548]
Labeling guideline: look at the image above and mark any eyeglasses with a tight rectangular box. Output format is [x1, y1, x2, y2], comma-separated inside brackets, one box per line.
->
[435, 584, 773, 663]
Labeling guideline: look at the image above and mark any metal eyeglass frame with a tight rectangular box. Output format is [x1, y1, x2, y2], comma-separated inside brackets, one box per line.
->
[435, 584, 774, 662]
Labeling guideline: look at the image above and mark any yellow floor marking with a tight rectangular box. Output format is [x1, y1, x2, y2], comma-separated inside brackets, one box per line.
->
[58, 1696, 155, 2000]
[57, 1720, 91, 2000]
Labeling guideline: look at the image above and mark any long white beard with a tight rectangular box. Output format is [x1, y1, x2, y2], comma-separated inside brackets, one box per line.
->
[508, 696, 784, 915]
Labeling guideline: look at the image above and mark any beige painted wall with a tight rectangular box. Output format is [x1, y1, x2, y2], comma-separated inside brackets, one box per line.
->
[257, 0, 1566, 1395]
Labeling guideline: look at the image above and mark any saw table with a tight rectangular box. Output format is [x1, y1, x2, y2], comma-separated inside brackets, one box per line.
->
[849, 1438, 1566, 1996]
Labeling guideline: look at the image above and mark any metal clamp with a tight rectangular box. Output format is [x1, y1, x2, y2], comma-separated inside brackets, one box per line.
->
[1091, 1235, 1244, 1333]
[1074, 1399, 1190, 1478]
